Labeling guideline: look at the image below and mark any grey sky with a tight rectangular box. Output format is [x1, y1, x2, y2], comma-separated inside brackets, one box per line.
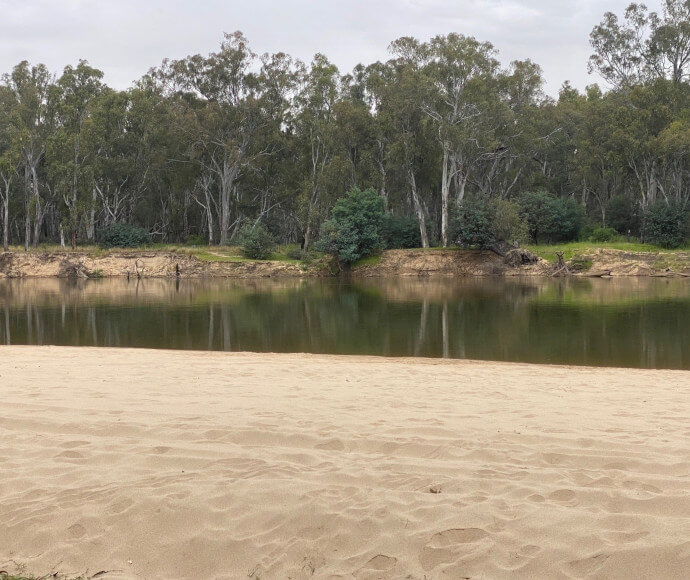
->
[1, 0, 666, 95]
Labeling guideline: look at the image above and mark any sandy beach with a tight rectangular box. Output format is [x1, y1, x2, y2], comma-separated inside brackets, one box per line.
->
[0, 347, 688, 579]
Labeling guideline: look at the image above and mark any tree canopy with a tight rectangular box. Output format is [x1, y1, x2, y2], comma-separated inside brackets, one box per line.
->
[1, 3, 689, 252]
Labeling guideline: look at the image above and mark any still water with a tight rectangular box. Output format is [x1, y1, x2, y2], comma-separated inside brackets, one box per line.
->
[0, 277, 689, 369]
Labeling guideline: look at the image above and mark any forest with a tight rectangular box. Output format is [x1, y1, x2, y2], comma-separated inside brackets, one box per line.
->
[1, 1, 690, 254]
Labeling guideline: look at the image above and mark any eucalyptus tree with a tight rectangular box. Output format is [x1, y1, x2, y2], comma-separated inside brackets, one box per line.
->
[249, 51, 304, 238]
[154, 32, 266, 244]
[49, 60, 105, 247]
[363, 61, 396, 210]
[1, 61, 55, 249]
[294, 53, 340, 251]
[422, 33, 502, 246]
[590, 1, 690, 88]
[386, 37, 436, 247]
[0, 85, 20, 251]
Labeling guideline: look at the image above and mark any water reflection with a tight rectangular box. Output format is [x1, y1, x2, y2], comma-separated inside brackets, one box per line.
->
[0, 277, 688, 369]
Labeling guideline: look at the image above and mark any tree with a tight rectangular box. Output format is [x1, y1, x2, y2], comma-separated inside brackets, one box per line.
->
[295, 54, 340, 251]
[422, 33, 502, 247]
[49, 60, 105, 247]
[2, 61, 55, 249]
[645, 199, 689, 247]
[0, 85, 20, 251]
[454, 197, 495, 248]
[520, 190, 584, 243]
[155, 32, 265, 245]
[590, 1, 690, 88]
[318, 187, 385, 264]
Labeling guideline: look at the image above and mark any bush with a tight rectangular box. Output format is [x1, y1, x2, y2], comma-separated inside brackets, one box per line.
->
[645, 200, 689, 248]
[317, 187, 385, 264]
[98, 223, 151, 248]
[186, 234, 206, 246]
[491, 198, 529, 244]
[519, 190, 584, 243]
[382, 214, 421, 249]
[590, 227, 618, 242]
[238, 222, 276, 259]
[286, 246, 304, 260]
[454, 197, 495, 249]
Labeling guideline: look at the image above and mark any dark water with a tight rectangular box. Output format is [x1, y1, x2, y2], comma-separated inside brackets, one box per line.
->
[1, 277, 689, 369]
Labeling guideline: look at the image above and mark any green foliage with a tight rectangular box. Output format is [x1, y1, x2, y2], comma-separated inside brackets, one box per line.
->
[186, 234, 206, 246]
[454, 197, 496, 248]
[238, 222, 276, 259]
[590, 227, 619, 242]
[317, 187, 385, 264]
[607, 196, 640, 236]
[491, 198, 529, 244]
[286, 246, 304, 260]
[519, 190, 584, 244]
[98, 223, 151, 248]
[645, 200, 689, 248]
[382, 214, 422, 249]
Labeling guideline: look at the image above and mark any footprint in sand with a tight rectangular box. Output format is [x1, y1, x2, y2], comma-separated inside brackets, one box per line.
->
[420, 528, 491, 571]
[56, 450, 84, 459]
[567, 553, 609, 576]
[603, 530, 649, 544]
[152, 446, 172, 455]
[622, 480, 662, 494]
[68, 523, 86, 538]
[549, 489, 578, 504]
[60, 440, 90, 449]
[357, 554, 397, 573]
[315, 439, 345, 451]
[429, 528, 490, 546]
[109, 498, 134, 514]
[519, 545, 541, 557]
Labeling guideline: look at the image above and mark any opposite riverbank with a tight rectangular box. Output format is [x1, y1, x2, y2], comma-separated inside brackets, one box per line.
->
[1, 244, 690, 279]
[1, 347, 688, 579]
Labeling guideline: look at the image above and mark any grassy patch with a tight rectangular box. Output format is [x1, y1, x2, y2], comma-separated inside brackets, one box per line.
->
[525, 241, 689, 263]
[352, 254, 383, 268]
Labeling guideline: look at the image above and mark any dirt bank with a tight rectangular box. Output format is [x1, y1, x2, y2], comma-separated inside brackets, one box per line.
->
[353, 248, 690, 278]
[0, 250, 321, 279]
[2, 247, 689, 279]
[571, 248, 690, 277]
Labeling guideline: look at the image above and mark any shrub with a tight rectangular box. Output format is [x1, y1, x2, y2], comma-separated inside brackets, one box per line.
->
[491, 198, 529, 245]
[286, 246, 304, 260]
[317, 187, 385, 264]
[519, 190, 584, 243]
[645, 200, 689, 248]
[238, 222, 276, 259]
[186, 234, 206, 246]
[98, 223, 151, 248]
[382, 214, 421, 249]
[454, 197, 495, 249]
[590, 227, 618, 242]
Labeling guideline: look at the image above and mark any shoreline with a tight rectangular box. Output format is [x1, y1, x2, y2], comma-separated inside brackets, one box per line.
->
[1, 347, 688, 579]
[2, 247, 690, 279]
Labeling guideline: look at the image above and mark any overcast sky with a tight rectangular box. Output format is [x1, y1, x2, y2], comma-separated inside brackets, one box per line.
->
[0, 0, 666, 95]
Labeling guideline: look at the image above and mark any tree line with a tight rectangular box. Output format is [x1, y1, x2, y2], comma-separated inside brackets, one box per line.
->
[1, 0, 690, 253]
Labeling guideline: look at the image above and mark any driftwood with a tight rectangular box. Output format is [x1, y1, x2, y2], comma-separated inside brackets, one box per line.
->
[551, 251, 571, 277]
[134, 259, 145, 279]
[504, 248, 539, 268]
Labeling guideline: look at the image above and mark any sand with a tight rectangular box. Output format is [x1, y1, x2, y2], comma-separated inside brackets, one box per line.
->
[0, 347, 688, 579]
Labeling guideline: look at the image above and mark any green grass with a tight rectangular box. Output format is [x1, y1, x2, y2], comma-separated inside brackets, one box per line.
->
[352, 254, 383, 267]
[525, 241, 690, 263]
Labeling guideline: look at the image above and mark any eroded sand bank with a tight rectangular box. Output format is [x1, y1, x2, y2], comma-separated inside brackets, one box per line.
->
[0, 347, 688, 579]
